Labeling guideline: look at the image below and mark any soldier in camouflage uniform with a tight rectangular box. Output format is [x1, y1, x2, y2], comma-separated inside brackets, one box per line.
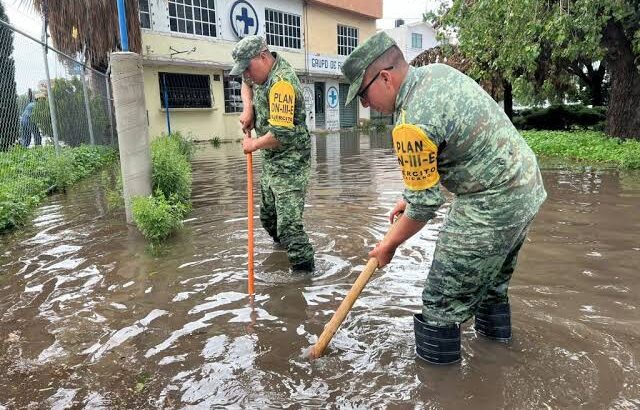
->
[342, 32, 547, 364]
[230, 36, 314, 272]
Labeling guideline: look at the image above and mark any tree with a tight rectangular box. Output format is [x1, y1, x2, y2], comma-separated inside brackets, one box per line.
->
[427, 3, 519, 119]
[441, 0, 639, 139]
[28, 0, 142, 71]
[411, 45, 506, 102]
[0, 0, 20, 151]
[32, 77, 109, 147]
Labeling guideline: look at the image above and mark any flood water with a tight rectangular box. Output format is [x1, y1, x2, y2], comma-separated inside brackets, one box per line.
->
[1, 133, 639, 409]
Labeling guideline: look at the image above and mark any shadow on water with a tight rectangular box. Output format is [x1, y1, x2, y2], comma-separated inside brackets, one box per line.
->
[0, 133, 639, 408]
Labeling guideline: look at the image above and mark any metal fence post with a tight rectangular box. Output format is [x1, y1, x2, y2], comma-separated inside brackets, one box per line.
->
[162, 73, 171, 135]
[80, 61, 95, 145]
[105, 74, 115, 146]
[41, 18, 60, 152]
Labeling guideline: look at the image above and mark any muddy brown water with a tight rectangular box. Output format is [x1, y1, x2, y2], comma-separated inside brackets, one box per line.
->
[1, 133, 639, 409]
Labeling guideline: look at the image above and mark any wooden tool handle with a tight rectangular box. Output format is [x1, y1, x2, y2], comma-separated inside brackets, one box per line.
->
[309, 256, 380, 359]
[309, 216, 401, 359]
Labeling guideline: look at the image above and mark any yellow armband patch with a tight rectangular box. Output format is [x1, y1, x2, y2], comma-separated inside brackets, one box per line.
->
[268, 80, 295, 128]
[392, 122, 440, 190]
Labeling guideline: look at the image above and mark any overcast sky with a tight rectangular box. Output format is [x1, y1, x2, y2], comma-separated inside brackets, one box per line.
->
[4, 1, 39, 36]
[3, 1, 62, 94]
[377, 0, 440, 29]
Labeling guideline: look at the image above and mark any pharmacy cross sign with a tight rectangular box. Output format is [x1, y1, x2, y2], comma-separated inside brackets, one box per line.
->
[230, 0, 259, 39]
[327, 86, 338, 109]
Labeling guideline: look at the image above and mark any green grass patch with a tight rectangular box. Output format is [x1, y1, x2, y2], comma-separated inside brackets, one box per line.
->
[522, 130, 640, 169]
[132, 132, 193, 244]
[0, 145, 117, 233]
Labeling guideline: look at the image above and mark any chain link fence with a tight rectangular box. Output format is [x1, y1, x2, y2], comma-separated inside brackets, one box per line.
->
[0, 17, 117, 203]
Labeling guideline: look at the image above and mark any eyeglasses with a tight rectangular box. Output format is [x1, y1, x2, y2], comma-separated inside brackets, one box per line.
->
[357, 66, 394, 99]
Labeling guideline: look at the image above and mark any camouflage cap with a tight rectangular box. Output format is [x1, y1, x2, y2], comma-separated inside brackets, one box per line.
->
[341, 31, 397, 105]
[230, 35, 268, 76]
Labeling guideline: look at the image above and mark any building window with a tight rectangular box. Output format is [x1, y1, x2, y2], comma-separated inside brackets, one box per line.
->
[159, 72, 212, 108]
[223, 71, 244, 113]
[411, 33, 423, 49]
[265, 9, 301, 49]
[138, 0, 151, 29]
[337, 25, 358, 56]
[168, 0, 217, 37]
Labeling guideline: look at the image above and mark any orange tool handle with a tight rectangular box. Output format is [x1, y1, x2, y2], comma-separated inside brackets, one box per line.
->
[247, 152, 255, 295]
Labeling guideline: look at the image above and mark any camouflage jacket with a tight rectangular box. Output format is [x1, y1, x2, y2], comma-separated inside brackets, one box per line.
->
[396, 64, 547, 227]
[252, 53, 311, 177]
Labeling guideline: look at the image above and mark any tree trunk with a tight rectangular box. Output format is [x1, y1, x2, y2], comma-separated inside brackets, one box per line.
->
[589, 63, 606, 107]
[581, 62, 606, 107]
[502, 80, 513, 120]
[590, 78, 604, 107]
[602, 20, 640, 140]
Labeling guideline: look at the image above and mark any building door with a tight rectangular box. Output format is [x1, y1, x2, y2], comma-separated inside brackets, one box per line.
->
[314, 82, 325, 129]
[339, 83, 358, 128]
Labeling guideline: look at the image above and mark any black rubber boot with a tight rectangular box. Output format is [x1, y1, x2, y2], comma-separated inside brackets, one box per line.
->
[474, 302, 511, 342]
[291, 260, 314, 272]
[413, 314, 461, 365]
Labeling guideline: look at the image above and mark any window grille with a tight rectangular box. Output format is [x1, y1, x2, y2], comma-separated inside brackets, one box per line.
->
[159, 72, 212, 109]
[138, 0, 151, 29]
[168, 0, 217, 37]
[265, 9, 301, 49]
[337, 25, 358, 56]
[223, 71, 244, 113]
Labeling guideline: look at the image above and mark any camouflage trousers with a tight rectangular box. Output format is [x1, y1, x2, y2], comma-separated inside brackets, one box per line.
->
[259, 172, 314, 267]
[421, 204, 535, 326]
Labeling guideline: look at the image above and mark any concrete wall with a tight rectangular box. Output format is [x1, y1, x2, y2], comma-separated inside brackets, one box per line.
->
[305, 3, 378, 56]
[307, 0, 382, 19]
[141, 31, 306, 71]
[141, 28, 306, 141]
[142, 64, 244, 140]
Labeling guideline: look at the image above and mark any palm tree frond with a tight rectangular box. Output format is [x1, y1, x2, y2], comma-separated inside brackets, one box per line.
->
[29, 0, 142, 71]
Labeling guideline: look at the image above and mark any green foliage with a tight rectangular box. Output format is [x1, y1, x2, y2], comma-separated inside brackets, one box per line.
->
[522, 130, 640, 169]
[104, 165, 124, 210]
[355, 119, 390, 134]
[132, 191, 186, 243]
[132, 132, 193, 243]
[150, 133, 192, 206]
[0, 145, 116, 232]
[0, 187, 41, 232]
[441, 1, 637, 108]
[168, 131, 195, 160]
[358, 119, 371, 133]
[374, 122, 388, 133]
[32, 77, 110, 147]
[134, 371, 152, 394]
[513, 105, 606, 131]
[0, 3, 20, 151]
[210, 136, 221, 147]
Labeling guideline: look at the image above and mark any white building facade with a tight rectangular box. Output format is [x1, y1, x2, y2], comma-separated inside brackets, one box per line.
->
[383, 20, 440, 64]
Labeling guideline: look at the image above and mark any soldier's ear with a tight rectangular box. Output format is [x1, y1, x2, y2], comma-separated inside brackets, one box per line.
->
[380, 70, 393, 86]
